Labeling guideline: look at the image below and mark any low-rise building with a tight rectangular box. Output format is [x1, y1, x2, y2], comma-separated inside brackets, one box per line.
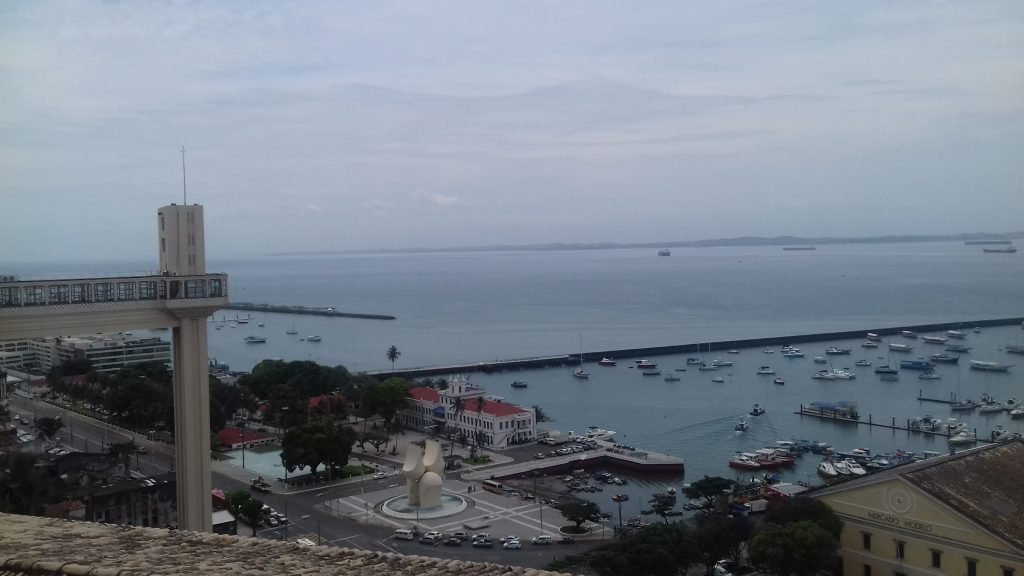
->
[812, 439, 1024, 576]
[0, 333, 171, 374]
[403, 377, 535, 449]
[67, 472, 178, 528]
[216, 427, 274, 450]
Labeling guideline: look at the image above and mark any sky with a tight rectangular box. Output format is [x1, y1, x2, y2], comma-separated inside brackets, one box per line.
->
[2, 1, 1023, 263]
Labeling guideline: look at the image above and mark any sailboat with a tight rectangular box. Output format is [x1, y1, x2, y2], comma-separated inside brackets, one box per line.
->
[573, 336, 590, 379]
[285, 318, 298, 335]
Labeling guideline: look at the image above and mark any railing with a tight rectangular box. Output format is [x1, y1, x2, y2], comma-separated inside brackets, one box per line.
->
[0, 273, 229, 309]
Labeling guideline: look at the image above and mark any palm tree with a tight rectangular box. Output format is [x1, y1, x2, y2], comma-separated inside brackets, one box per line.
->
[385, 345, 401, 372]
[449, 396, 465, 459]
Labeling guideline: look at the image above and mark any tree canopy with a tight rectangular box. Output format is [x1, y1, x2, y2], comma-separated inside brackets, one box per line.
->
[586, 522, 698, 576]
[559, 500, 602, 530]
[763, 496, 843, 539]
[280, 422, 357, 476]
[35, 417, 64, 442]
[748, 520, 839, 576]
[239, 359, 350, 424]
[683, 476, 734, 516]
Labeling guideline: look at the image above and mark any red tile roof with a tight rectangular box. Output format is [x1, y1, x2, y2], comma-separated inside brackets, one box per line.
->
[308, 394, 346, 409]
[217, 428, 272, 446]
[409, 387, 440, 403]
[408, 387, 530, 417]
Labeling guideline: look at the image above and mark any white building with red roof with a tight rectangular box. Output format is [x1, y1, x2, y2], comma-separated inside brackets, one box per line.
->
[403, 377, 536, 449]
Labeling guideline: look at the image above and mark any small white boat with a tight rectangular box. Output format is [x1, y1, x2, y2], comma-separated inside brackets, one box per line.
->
[946, 330, 966, 339]
[711, 358, 733, 367]
[637, 360, 658, 369]
[918, 370, 941, 380]
[711, 376, 725, 383]
[991, 425, 1012, 442]
[969, 360, 1014, 372]
[756, 366, 775, 375]
[861, 341, 879, 348]
[735, 419, 749, 432]
[244, 335, 267, 344]
[817, 460, 839, 477]
[866, 332, 882, 341]
[750, 403, 766, 416]
[727, 349, 739, 354]
[598, 358, 617, 366]
[901, 330, 918, 339]
[889, 343, 914, 352]
[948, 431, 977, 446]
[845, 458, 867, 476]
[812, 371, 836, 380]
[854, 359, 871, 366]
[832, 459, 852, 475]
[773, 377, 785, 385]
[572, 368, 590, 379]
[306, 335, 322, 342]
[782, 350, 805, 357]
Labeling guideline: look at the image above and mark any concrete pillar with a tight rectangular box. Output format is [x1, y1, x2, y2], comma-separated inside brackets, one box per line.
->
[172, 314, 212, 532]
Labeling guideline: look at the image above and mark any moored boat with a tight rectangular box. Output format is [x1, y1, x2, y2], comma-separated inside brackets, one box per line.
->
[813, 356, 827, 364]
[861, 341, 879, 348]
[854, 359, 871, 367]
[1006, 345, 1024, 355]
[728, 454, 761, 470]
[922, 336, 948, 344]
[945, 330, 966, 339]
[641, 368, 661, 376]
[946, 344, 972, 353]
[573, 367, 590, 379]
[929, 353, 960, 364]
[243, 335, 267, 343]
[306, 335, 322, 342]
[756, 366, 775, 375]
[511, 381, 528, 388]
[889, 343, 913, 352]
[969, 360, 1014, 372]
[817, 460, 839, 477]
[826, 346, 852, 355]
[663, 374, 680, 382]
[773, 377, 786, 385]
[950, 399, 977, 411]
[879, 373, 899, 381]
[918, 370, 941, 380]
[598, 358, 617, 366]
[711, 376, 725, 383]
[783, 350, 806, 357]
[866, 332, 882, 341]
[900, 330, 918, 339]
[900, 359, 934, 370]
[844, 458, 867, 476]
[832, 459, 852, 475]
[874, 365, 898, 374]
[948, 431, 978, 445]
[802, 401, 859, 420]
[686, 357, 702, 365]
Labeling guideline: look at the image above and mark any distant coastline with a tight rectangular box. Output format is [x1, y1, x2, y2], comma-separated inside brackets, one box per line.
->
[264, 231, 1024, 257]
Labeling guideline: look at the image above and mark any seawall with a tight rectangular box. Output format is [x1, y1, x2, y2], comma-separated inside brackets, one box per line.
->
[224, 302, 396, 320]
[367, 316, 1024, 379]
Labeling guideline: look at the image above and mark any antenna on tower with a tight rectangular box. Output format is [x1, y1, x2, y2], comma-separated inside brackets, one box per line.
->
[181, 146, 187, 204]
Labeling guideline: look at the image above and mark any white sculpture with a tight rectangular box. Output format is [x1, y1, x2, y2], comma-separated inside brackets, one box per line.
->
[402, 439, 444, 509]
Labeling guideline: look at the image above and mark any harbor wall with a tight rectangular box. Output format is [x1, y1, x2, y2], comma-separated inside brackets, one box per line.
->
[368, 316, 1024, 379]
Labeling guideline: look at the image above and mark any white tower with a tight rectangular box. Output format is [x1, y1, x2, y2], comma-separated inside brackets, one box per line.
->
[158, 204, 206, 275]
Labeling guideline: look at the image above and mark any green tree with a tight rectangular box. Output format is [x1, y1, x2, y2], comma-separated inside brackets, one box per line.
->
[385, 345, 401, 372]
[694, 515, 735, 575]
[281, 422, 357, 476]
[748, 520, 839, 576]
[763, 496, 843, 539]
[532, 404, 551, 423]
[239, 496, 265, 537]
[363, 378, 410, 444]
[35, 417, 64, 442]
[683, 476, 734, 517]
[559, 500, 602, 532]
[585, 522, 698, 576]
[105, 440, 138, 475]
[0, 452, 62, 515]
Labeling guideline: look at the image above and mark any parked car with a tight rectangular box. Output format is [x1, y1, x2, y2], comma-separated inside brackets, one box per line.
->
[502, 540, 522, 550]
[419, 534, 439, 545]
[471, 538, 493, 548]
[423, 531, 443, 540]
[471, 532, 490, 541]
[499, 535, 520, 543]
[451, 531, 468, 541]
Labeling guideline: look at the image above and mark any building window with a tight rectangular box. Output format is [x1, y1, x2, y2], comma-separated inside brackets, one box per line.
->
[117, 282, 135, 301]
[71, 283, 91, 303]
[930, 550, 941, 569]
[184, 279, 205, 298]
[161, 237, 166, 252]
[48, 285, 69, 304]
[0, 287, 20, 306]
[209, 278, 223, 297]
[1002, 568, 1014, 576]
[25, 286, 45, 305]
[139, 281, 157, 300]
[967, 559, 978, 576]
[862, 565, 871, 576]
[94, 283, 114, 302]
[895, 540, 905, 560]
[862, 532, 871, 550]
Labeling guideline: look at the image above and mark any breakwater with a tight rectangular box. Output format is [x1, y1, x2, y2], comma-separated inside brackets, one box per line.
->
[365, 316, 1024, 379]
[224, 302, 396, 320]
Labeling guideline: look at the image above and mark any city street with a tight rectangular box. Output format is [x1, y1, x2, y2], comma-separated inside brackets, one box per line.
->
[6, 394, 585, 568]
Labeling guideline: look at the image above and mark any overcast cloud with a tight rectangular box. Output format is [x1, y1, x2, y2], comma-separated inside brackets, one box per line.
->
[2, 1, 1022, 263]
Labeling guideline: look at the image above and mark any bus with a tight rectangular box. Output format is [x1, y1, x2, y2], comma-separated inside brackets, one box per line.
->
[481, 479, 503, 494]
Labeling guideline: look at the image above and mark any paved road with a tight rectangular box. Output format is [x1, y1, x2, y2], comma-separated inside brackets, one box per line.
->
[7, 396, 588, 568]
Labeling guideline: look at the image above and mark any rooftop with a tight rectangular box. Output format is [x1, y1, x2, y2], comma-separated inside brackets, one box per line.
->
[812, 439, 1024, 552]
[409, 387, 530, 418]
[0, 513, 571, 576]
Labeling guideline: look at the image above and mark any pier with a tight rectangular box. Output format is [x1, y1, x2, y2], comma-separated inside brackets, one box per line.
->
[462, 439, 685, 481]
[916, 390, 964, 405]
[366, 316, 1024, 378]
[224, 302, 396, 320]
[795, 403, 1010, 445]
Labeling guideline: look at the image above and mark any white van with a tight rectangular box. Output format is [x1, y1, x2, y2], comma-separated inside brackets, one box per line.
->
[394, 528, 415, 540]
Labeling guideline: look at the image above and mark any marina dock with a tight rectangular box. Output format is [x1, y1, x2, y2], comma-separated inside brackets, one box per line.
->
[366, 316, 1024, 378]
[795, 403, 1008, 444]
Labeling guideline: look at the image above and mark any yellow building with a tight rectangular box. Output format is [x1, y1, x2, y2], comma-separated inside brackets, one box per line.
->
[813, 439, 1024, 576]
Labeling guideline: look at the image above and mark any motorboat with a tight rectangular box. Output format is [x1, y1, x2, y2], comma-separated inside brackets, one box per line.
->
[753, 448, 796, 468]
[773, 377, 785, 385]
[918, 371, 941, 380]
[664, 374, 680, 382]
[826, 346, 851, 355]
[686, 357, 702, 365]
[969, 360, 1014, 372]
[813, 356, 827, 364]
[950, 399, 978, 411]
[812, 371, 836, 380]
[861, 341, 879, 348]
[922, 336, 948, 344]
[728, 454, 761, 470]
[711, 376, 725, 383]
[900, 330, 918, 339]
[698, 363, 719, 371]
[991, 425, 1012, 442]
[978, 395, 1004, 412]
[783, 351, 806, 357]
[832, 459, 852, 475]
[817, 460, 839, 477]
[944, 419, 967, 434]
[511, 381, 528, 389]
[1011, 407, 1024, 419]
[750, 403, 766, 416]
[1004, 398, 1020, 410]
[1006, 345, 1024, 355]
[948, 431, 977, 446]
[711, 358, 733, 367]
[735, 419, 749, 432]
[946, 344, 972, 353]
[819, 368, 855, 380]
[929, 353, 960, 364]
[899, 359, 934, 370]
[244, 336, 267, 344]
[866, 332, 882, 341]
[585, 427, 616, 441]
[727, 349, 739, 354]
[657, 248, 671, 256]
[756, 366, 775, 375]
[636, 360, 658, 369]
[844, 458, 867, 476]
[874, 365, 898, 374]
[909, 415, 942, 433]
[306, 335, 322, 342]
[889, 343, 913, 352]
[598, 358, 617, 366]
[946, 330, 966, 339]
[854, 359, 871, 367]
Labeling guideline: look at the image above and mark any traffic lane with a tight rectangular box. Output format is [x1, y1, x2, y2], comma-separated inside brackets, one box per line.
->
[386, 537, 574, 567]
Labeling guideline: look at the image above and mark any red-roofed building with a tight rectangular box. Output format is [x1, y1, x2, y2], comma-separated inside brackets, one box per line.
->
[402, 377, 535, 449]
[217, 428, 274, 450]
